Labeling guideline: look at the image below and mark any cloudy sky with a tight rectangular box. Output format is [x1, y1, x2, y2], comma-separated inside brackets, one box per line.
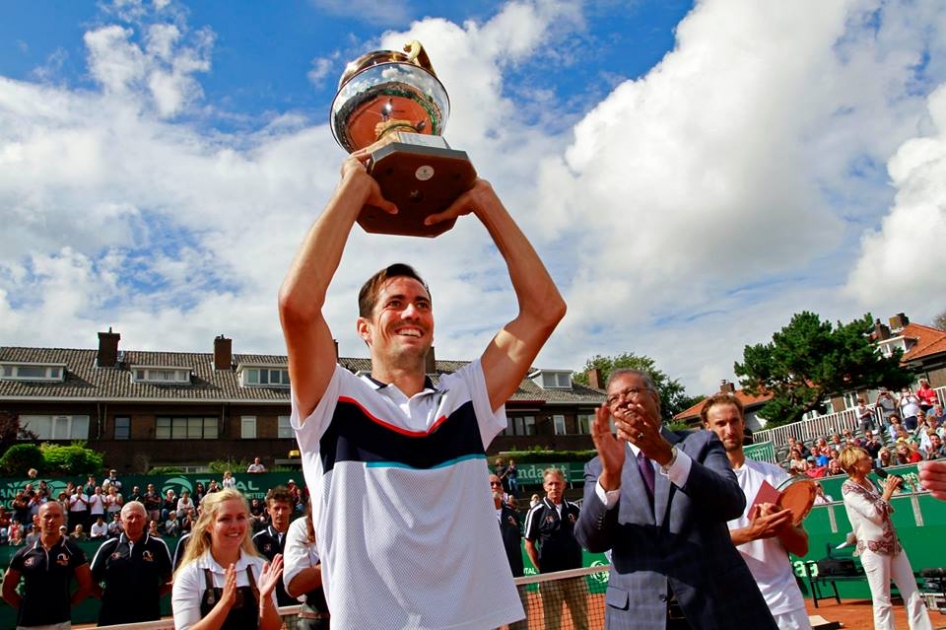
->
[2, 0, 945, 397]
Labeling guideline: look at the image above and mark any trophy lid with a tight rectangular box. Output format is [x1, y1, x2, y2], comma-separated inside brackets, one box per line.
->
[330, 42, 450, 153]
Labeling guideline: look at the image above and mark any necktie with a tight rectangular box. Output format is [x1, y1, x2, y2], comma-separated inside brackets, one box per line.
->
[637, 450, 655, 499]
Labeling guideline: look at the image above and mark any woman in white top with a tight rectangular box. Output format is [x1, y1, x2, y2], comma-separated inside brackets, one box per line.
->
[222, 471, 237, 489]
[177, 490, 196, 518]
[839, 446, 931, 630]
[104, 485, 123, 516]
[172, 488, 283, 630]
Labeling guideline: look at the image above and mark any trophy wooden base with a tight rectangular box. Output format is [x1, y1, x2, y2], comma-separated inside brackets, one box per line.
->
[362, 134, 477, 237]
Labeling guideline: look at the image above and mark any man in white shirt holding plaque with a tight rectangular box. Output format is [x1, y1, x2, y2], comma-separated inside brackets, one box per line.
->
[702, 393, 811, 630]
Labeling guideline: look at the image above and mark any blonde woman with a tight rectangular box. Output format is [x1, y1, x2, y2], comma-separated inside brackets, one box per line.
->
[172, 489, 283, 630]
[839, 446, 931, 630]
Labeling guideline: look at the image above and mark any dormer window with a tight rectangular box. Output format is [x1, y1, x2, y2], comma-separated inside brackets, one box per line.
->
[131, 366, 191, 384]
[530, 370, 573, 389]
[0, 363, 65, 382]
[238, 366, 291, 388]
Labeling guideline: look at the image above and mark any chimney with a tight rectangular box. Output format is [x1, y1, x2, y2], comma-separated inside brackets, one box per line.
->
[587, 368, 604, 390]
[97, 328, 120, 368]
[889, 313, 910, 331]
[214, 335, 232, 371]
[720, 379, 736, 394]
[873, 319, 891, 341]
[425, 346, 436, 374]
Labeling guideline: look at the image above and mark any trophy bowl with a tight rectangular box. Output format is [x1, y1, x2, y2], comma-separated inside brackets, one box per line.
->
[329, 42, 476, 237]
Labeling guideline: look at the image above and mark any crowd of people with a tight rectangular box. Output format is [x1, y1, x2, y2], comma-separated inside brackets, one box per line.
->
[0, 468, 308, 549]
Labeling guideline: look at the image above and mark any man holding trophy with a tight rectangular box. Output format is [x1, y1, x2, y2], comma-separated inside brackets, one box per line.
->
[280, 42, 566, 629]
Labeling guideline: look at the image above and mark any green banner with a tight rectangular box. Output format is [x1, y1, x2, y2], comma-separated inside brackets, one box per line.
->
[744, 440, 776, 464]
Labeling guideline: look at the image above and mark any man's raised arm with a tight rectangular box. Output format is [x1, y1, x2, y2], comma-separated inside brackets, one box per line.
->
[279, 149, 397, 418]
[427, 180, 566, 412]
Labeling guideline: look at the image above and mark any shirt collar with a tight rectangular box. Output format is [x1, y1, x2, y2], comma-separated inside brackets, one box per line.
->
[196, 548, 253, 573]
[363, 373, 436, 393]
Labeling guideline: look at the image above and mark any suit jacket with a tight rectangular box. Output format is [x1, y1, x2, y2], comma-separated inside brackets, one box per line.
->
[574, 428, 777, 630]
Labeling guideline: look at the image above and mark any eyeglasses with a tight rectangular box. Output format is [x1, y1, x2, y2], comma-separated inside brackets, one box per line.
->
[606, 387, 649, 408]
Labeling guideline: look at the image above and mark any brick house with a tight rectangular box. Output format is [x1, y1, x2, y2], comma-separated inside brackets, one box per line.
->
[0, 331, 605, 472]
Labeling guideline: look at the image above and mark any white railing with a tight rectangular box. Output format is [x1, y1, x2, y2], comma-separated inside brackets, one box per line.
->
[754, 385, 946, 452]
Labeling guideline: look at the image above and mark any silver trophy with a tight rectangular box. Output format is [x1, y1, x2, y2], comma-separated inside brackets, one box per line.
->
[330, 41, 476, 237]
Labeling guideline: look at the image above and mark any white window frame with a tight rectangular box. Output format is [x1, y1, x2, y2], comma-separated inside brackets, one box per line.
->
[131, 367, 191, 384]
[0, 363, 65, 382]
[553, 414, 567, 435]
[239, 367, 291, 388]
[19, 415, 89, 440]
[242, 416, 257, 439]
[577, 414, 593, 435]
[278, 415, 292, 439]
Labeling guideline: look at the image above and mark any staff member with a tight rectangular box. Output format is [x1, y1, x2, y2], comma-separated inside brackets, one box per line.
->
[172, 488, 283, 630]
[252, 487, 294, 607]
[2, 501, 93, 629]
[284, 505, 330, 629]
[840, 446, 931, 630]
[90, 501, 173, 626]
[492, 474, 527, 630]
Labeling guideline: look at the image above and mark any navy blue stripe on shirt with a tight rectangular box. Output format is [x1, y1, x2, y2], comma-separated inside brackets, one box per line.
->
[319, 399, 485, 472]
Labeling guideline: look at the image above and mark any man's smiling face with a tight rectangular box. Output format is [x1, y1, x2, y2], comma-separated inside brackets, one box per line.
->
[358, 275, 434, 368]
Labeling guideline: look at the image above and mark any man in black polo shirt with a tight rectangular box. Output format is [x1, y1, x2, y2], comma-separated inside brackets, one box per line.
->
[90, 501, 173, 626]
[252, 486, 294, 607]
[524, 468, 588, 630]
[2, 501, 92, 629]
[491, 473, 527, 630]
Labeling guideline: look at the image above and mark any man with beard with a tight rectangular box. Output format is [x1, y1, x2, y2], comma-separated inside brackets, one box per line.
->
[90, 501, 173, 626]
[702, 393, 810, 630]
[2, 501, 93, 629]
[253, 486, 295, 607]
[280, 140, 565, 629]
[575, 369, 776, 630]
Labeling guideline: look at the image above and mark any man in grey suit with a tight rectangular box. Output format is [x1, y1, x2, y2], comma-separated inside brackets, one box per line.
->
[574, 368, 777, 630]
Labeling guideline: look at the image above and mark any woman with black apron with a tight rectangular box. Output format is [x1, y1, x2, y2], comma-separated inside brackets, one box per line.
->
[172, 488, 284, 630]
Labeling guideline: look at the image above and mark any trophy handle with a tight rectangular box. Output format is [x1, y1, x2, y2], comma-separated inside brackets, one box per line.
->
[404, 41, 437, 77]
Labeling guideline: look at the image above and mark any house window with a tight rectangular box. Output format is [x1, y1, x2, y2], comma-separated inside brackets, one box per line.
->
[242, 416, 257, 439]
[278, 415, 293, 439]
[20, 415, 89, 440]
[156, 417, 218, 440]
[132, 368, 190, 384]
[577, 414, 593, 435]
[0, 364, 65, 382]
[114, 417, 130, 440]
[534, 371, 573, 389]
[553, 415, 567, 435]
[511, 415, 536, 436]
[242, 368, 290, 387]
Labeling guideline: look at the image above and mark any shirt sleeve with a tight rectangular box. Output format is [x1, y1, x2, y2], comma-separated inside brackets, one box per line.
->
[523, 504, 542, 542]
[172, 563, 203, 630]
[450, 359, 507, 449]
[282, 519, 314, 595]
[291, 364, 346, 454]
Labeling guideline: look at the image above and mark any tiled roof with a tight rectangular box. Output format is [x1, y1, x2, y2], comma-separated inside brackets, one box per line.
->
[899, 323, 946, 363]
[674, 388, 772, 421]
[0, 346, 604, 406]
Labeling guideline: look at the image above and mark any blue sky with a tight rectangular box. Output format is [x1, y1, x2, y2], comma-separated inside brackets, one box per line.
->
[2, 0, 945, 398]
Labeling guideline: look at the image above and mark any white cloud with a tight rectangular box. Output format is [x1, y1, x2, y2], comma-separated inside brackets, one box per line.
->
[2, 0, 946, 402]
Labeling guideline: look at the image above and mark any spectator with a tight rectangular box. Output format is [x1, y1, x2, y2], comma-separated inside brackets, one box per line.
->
[249, 498, 268, 532]
[70, 523, 88, 541]
[253, 486, 295, 608]
[877, 447, 893, 469]
[142, 484, 162, 522]
[164, 510, 180, 537]
[176, 489, 195, 518]
[103, 468, 123, 494]
[900, 388, 921, 431]
[88, 486, 106, 522]
[206, 479, 221, 495]
[505, 458, 519, 498]
[829, 433, 844, 452]
[287, 479, 304, 512]
[26, 468, 38, 479]
[8, 523, 24, 546]
[247, 456, 267, 473]
[815, 447, 831, 468]
[875, 388, 898, 428]
[284, 504, 330, 630]
[789, 448, 810, 475]
[179, 508, 195, 535]
[857, 398, 875, 432]
[193, 481, 206, 504]
[896, 443, 922, 465]
[148, 520, 162, 539]
[491, 474, 527, 630]
[107, 512, 123, 538]
[161, 489, 177, 521]
[929, 404, 946, 424]
[11, 489, 29, 528]
[222, 470, 236, 489]
[83, 476, 97, 497]
[864, 430, 883, 460]
[529, 494, 540, 509]
[104, 485, 124, 517]
[926, 433, 945, 460]
[68, 486, 89, 532]
[90, 515, 108, 540]
[128, 485, 143, 504]
[828, 459, 844, 476]
[917, 378, 937, 412]
[813, 483, 834, 504]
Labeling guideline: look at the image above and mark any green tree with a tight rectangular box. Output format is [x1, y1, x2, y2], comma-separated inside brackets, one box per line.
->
[574, 353, 704, 419]
[934, 309, 946, 331]
[40, 442, 105, 476]
[0, 443, 44, 476]
[734, 312, 912, 426]
[0, 410, 38, 453]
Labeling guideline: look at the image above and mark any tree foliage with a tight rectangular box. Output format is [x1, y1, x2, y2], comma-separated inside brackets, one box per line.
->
[574, 352, 704, 420]
[934, 309, 946, 331]
[734, 312, 912, 426]
[0, 444, 44, 477]
[0, 410, 37, 454]
[40, 442, 105, 476]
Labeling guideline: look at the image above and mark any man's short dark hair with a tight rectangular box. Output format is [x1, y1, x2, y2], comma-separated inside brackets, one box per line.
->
[699, 392, 744, 425]
[265, 486, 293, 507]
[605, 368, 658, 393]
[358, 263, 430, 318]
